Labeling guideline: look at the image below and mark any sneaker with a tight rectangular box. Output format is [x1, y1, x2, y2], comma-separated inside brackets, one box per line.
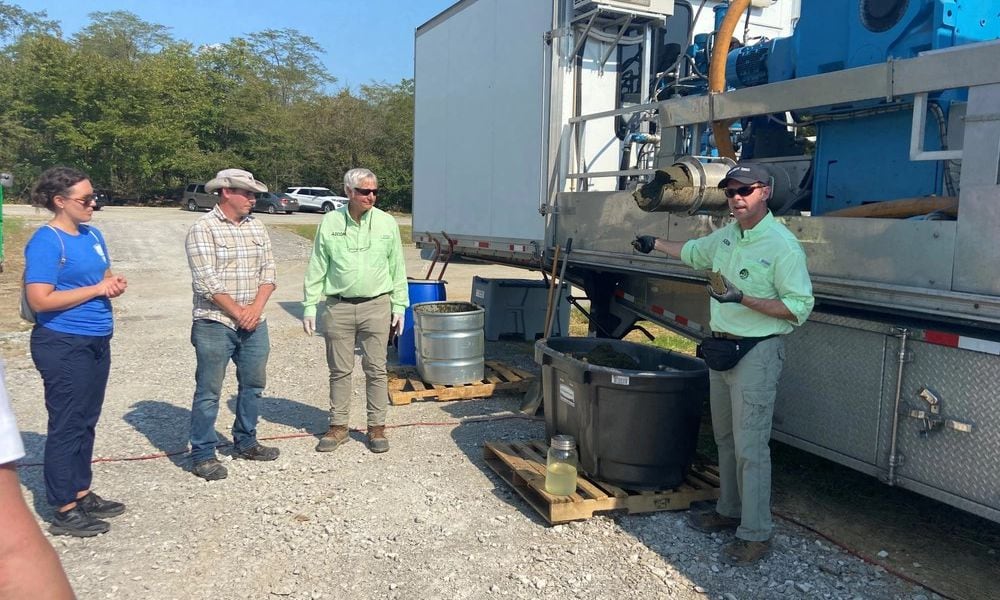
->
[234, 443, 280, 461]
[315, 425, 350, 452]
[192, 458, 228, 481]
[367, 425, 389, 454]
[77, 491, 126, 518]
[50, 506, 110, 537]
[720, 538, 772, 566]
[687, 510, 741, 533]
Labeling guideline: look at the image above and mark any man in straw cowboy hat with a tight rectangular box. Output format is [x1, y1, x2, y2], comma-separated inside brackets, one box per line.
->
[185, 168, 280, 480]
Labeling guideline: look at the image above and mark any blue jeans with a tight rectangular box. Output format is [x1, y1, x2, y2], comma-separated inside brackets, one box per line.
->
[189, 319, 269, 463]
[30, 326, 112, 506]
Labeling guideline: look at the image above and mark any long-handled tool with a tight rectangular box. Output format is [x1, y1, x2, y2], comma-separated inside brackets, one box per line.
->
[544, 237, 572, 339]
[521, 238, 573, 415]
[541, 244, 562, 340]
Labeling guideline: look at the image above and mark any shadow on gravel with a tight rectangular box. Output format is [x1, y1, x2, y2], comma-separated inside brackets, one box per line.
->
[123, 400, 202, 470]
[17, 431, 50, 515]
[242, 395, 329, 440]
[276, 301, 305, 321]
[440, 398, 548, 526]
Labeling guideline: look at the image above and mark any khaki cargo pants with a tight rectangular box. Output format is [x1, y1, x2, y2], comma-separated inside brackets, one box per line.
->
[319, 294, 392, 429]
[709, 336, 785, 542]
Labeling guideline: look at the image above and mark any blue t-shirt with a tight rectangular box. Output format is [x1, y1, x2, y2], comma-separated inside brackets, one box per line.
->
[24, 225, 114, 336]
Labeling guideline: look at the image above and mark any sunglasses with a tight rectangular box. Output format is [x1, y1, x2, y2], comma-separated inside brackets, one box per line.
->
[61, 193, 99, 206]
[353, 187, 378, 196]
[723, 184, 765, 198]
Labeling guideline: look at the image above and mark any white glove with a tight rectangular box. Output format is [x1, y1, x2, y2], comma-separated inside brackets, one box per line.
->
[391, 313, 404, 337]
[303, 316, 315, 336]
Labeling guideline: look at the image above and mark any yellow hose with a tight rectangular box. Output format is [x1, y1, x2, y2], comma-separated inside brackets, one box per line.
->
[709, 0, 751, 160]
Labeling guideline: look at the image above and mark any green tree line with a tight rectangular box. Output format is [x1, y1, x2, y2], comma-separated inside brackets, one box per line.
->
[0, 4, 415, 211]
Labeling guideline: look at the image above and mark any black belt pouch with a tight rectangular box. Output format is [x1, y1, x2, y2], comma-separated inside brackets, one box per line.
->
[697, 336, 769, 371]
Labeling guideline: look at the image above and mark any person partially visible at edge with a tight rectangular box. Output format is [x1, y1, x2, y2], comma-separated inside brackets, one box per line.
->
[23, 166, 128, 538]
[184, 168, 279, 481]
[0, 360, 75, 599]
[302, 168, 408, 454]
[632, 161, 814, 566]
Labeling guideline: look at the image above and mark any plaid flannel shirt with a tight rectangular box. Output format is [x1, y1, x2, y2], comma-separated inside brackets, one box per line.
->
[185, 206, 277, 329]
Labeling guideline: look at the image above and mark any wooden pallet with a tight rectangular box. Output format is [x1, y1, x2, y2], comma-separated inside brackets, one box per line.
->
[484, 439, 720, 525]
[388, 360, 534, 405]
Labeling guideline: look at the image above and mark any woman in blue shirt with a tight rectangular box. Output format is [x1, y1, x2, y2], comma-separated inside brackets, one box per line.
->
[24, 167, 129, 538]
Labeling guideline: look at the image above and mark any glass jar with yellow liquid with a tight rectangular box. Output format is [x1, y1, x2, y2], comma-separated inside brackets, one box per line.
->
[544, 434, 578, 496]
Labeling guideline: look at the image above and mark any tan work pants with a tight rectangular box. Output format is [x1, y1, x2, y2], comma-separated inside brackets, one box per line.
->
[709, 335, 785, 542]
[319, 295, 391, 428]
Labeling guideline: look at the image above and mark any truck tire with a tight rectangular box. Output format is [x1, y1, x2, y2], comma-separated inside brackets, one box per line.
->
[187, 199, 197, 211]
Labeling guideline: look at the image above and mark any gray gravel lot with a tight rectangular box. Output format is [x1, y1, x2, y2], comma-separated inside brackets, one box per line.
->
[4, 206, 923, 599]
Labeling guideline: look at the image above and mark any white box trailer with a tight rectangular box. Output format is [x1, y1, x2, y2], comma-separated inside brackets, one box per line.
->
[414, 0, 1000, 523]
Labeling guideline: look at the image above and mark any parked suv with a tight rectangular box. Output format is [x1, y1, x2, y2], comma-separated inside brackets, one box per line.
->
[183, 183, 218, 211]
[93, 190, 112, 210]
[284, 186, 346, 213]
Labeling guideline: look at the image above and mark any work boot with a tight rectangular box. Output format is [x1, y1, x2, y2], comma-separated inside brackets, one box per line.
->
[192, 458, 228, 481]
[77, 491, 126, 518]
[720, 538, 772, 566]
[686, 510, 741, 533]
[316, 425, 350, 452]
[234, 443, 280, 461]
[50, 506, 110, 537]
[367, 425, 389, 453]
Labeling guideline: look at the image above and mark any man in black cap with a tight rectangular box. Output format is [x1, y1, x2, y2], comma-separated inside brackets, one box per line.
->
[632, 161, 814, 565]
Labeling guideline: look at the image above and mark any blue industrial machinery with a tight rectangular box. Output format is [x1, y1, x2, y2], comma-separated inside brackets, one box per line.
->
[716, 0, 999, 214]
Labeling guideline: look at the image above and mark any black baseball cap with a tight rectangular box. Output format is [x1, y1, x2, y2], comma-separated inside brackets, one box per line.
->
[718, 162, 770, 187]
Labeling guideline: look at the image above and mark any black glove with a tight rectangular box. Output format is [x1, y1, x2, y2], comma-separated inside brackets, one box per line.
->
[632, 235, 656, 254]
[707, 273, 744, 304]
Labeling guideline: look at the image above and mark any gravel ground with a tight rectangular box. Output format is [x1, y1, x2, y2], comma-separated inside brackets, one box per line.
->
[4, 207, 929, 599]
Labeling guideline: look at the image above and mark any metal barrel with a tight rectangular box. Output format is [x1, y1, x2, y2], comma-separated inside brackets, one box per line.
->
[397, 279, 447, 366]
[414, 301, 485, 385]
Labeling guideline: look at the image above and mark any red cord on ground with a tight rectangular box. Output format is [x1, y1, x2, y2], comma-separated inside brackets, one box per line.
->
[18, 414, 949, 599]
[773, 509, 954, 600]
[15, 413, 543, 468]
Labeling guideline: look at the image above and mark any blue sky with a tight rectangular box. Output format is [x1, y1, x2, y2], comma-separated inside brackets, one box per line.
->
[12, 0, 457, 90]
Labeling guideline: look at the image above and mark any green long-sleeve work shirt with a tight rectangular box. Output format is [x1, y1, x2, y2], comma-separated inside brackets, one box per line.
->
[302, 206, 409, 318]
[681, 211, 814, 337]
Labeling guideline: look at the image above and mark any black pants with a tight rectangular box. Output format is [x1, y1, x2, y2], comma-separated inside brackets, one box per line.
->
[30, 326, 112, 507]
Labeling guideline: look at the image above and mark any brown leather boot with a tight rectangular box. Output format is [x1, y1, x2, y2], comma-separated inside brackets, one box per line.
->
[686, 510, 741, 533]
[367, 425, 389, 453]
[315, 425, 349, 452]
[720, 538, 772, 566]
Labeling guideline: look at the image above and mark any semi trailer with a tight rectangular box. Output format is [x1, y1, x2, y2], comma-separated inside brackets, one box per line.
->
[413, 0, 1000, 523]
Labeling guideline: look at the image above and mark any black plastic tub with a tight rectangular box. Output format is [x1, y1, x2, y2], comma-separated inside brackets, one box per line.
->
[535, 337, 709, 490]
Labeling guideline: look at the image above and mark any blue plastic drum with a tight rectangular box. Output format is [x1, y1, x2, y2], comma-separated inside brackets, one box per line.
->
[398, 279, 446, 365]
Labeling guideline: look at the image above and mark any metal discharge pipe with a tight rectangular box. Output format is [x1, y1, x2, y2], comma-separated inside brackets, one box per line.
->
[633, 156, 734, 214]
[633, 157, 807, 216]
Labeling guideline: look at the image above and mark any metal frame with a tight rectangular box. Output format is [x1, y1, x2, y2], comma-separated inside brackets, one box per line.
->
[910, 92, 963, 161]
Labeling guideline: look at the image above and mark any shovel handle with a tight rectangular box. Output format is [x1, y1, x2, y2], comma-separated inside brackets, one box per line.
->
[543, 245, 562, 338]
[545, 238, 573, 339]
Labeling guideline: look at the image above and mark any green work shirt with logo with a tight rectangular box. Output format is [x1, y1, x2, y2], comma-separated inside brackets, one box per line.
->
[302, 206, 409, 318]
[680, 211, 814, 337]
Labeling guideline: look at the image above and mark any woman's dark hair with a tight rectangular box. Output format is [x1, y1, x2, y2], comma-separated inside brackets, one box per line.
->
[30, 167, 90, 211]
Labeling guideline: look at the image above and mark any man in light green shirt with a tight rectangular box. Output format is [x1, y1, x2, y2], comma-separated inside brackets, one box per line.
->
[633, 161, 814, 566]
[302, 168, 409, 454]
